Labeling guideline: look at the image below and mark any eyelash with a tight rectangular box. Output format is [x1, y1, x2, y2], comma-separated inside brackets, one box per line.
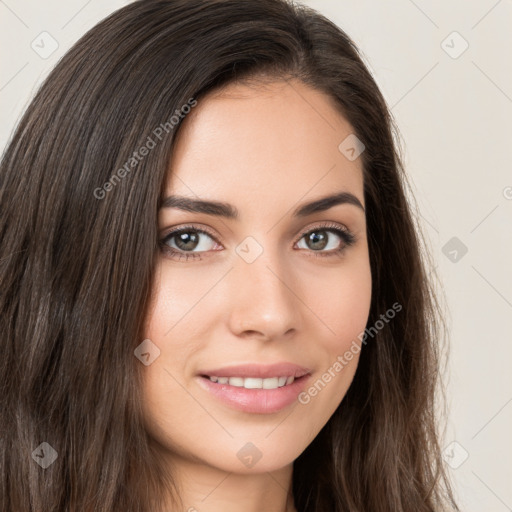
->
[159, 222, 356, 262]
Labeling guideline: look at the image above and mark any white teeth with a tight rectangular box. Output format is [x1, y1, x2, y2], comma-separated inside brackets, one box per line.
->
[207, 375, 296, 389]
[228, 377, 244, 387]
[244, 377, 263, 389]
[262, 377, 278, 389]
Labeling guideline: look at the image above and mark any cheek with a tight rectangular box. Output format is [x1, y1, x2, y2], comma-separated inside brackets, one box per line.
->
[139, 266, 198, 440]
[142, 262, 219, 342]
[312, 256, 372, 352]
[293, 256, 371, 419]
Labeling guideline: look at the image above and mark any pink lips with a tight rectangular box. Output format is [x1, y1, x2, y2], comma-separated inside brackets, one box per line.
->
[198, 362, 311, 379]
[196, 362, 312, 414]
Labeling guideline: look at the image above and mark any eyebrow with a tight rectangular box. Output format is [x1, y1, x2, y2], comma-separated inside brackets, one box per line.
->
[159, 191, 365, 219]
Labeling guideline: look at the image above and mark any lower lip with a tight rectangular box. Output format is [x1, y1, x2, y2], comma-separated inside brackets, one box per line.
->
[196, 375, 311, 414]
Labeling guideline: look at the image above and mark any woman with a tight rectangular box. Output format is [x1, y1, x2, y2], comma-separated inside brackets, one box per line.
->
[0, 0, 459, 510]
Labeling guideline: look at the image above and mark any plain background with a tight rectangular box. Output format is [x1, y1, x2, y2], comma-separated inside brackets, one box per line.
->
[1, 1, 511, 510]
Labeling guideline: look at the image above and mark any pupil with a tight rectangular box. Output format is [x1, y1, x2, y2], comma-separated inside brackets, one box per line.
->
[176, 232, 199, 250]
[308, 231, 327, 250]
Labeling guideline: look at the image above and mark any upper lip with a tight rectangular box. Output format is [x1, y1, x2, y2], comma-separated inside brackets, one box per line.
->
[198, 362, 312, 379]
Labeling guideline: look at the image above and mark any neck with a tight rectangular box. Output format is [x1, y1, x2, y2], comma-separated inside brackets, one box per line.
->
[163, 454, 297, 512]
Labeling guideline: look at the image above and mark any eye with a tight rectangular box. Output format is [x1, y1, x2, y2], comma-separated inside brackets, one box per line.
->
[159, 222, 356, 262]
[295, 222, 356, 258]
[159, 225, 220, 261]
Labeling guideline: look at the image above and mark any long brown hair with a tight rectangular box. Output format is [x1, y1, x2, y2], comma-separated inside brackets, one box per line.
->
[0, 0, 459, 510]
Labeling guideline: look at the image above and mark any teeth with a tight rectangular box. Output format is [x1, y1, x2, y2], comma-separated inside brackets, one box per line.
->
[229, 377, 244, 387]
[208, 375, 296, 389]
[262, 377, 278, 389]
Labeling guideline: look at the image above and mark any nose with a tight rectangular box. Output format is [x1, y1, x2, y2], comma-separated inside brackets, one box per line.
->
[226, 245, 302, 341]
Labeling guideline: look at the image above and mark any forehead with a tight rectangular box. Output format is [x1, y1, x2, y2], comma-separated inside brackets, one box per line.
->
[165, 79, 364, 216]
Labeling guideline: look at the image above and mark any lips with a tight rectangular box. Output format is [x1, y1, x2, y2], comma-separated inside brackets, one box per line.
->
[198, 362, 311, 379]
[196, 362, 312, 414]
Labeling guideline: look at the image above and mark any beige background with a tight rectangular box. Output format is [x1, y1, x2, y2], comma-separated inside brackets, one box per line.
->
[1, 1, 511, 510]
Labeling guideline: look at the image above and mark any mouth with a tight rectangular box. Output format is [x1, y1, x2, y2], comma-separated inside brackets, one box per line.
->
[199, 374, 305, 389]
[196, 363, 312, 414]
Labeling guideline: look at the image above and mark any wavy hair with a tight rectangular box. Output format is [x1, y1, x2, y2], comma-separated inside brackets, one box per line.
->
[0, 0, 458, 510]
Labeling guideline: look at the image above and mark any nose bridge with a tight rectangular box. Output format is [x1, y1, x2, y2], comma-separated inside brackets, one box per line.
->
[227, 235, 300, 338]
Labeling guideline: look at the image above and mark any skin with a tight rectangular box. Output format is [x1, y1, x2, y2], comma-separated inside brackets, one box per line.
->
[141, 78, 372, 512]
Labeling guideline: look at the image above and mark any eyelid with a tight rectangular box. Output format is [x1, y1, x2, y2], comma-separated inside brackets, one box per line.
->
[160, 223, 220, 242]
[295, 220, 352, 241]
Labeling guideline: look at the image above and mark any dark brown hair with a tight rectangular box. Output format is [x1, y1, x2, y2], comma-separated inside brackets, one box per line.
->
[0, 0, 459, 510]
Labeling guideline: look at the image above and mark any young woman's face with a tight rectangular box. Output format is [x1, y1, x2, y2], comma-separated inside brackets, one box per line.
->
[141, 78, 372, 474]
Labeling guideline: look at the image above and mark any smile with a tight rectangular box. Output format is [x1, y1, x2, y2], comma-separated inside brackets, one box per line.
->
[196, 374, 311, 414]
[205, 375, 296, 389]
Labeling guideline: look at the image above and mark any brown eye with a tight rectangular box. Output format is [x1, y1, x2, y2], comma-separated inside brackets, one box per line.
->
[171, 231, 201, 251]
[295, 224, 356, 256]
[159, 226, 221, 261]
